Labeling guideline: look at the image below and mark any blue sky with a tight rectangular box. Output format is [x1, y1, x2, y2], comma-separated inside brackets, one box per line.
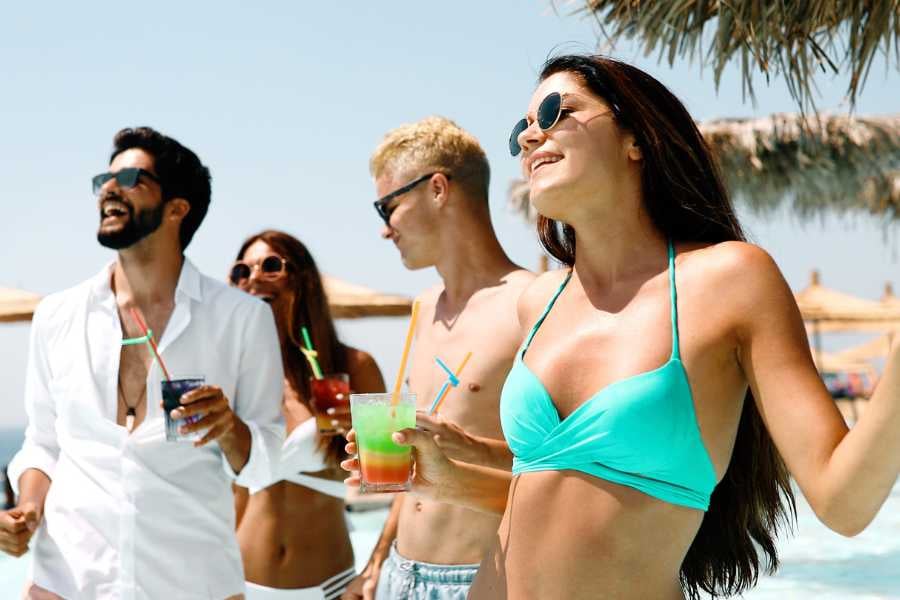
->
[0, 2, 897, 428]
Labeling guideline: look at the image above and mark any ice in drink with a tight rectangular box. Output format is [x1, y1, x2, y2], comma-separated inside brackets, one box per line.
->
[310, 373, 351, 435]
[350, 392, 415, 493]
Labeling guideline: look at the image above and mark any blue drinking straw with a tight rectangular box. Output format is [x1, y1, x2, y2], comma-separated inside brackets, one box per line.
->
[427, 353, 472, 415]
[434, 357, 460, 386]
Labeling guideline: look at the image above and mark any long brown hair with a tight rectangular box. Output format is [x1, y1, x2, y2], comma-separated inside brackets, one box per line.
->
[536, 55, 796, 599]
[236, 230, 348, 467]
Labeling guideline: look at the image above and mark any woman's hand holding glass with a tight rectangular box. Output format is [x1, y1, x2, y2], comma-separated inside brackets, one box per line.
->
[415, 412, 513, 470]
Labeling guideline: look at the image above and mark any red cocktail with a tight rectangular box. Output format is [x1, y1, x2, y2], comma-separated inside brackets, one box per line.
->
[309, 373, 350, 435]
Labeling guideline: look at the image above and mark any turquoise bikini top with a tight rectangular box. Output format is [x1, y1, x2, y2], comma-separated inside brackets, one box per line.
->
[499, 242, 717, 511]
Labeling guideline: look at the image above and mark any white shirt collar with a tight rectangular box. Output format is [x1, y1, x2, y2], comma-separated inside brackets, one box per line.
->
[89, 256, 204, 305]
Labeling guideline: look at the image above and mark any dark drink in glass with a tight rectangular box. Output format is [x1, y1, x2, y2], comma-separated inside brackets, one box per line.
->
[162, 376, 206, 442]
[309, 373, 351, 435]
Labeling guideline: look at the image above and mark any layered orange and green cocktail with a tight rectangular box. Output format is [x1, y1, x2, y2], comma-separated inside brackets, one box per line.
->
[350, 392, 416, 493]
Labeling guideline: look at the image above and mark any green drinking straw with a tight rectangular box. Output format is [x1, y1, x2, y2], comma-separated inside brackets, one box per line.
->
[122, 330, 154, 346]
[300, 326, 324, 379]
[129, 308, 172, 382]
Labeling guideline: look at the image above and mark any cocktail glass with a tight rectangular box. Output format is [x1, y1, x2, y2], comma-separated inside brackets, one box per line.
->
[310, 373, 351, 435]
[161, 376, 206, 442]
[350, 392, 416, 493]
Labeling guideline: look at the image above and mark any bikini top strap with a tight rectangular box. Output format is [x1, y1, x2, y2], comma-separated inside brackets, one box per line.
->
[668, 240, 682, 360]
[522, 270, 573, 354]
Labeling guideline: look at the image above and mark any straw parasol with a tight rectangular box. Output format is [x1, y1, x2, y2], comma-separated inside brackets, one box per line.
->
[835, 332, 898, 363]
[508, 113, 900, 222]
[829, 283, 900, 361]
[812, 348, 878, 380]
[508, 179, 536, 224]
[795, 271, 900, 323]
[1, 279, 412, 323]
[797, 271, 900, 342]
[572, 0, 900, 112]
[0, 287, 42, 323]
[701, 113, 900, 220]
[321, 275, 412, 319]
[880, 282, 900, 310]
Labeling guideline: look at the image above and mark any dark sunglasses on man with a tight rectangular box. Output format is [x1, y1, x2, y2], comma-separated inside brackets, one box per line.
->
[92, 168, 161, 196]
[508, 91, 619, 157]
[372, 172, 451, 226]
[229, 255, 290, 285]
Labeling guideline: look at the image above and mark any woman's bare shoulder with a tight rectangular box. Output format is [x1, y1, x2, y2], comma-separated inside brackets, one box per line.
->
[679, 241, 793, 326]
[517, 268, 571, 328]
[679, 241, 782, 289]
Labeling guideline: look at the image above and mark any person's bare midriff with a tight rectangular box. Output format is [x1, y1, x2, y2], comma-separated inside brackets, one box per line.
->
[469, 470, 703, 600]
[396, 495, 502, 564]
[238, 478, 354, 589]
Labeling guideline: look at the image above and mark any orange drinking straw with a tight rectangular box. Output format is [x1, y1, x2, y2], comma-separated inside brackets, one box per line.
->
[129, 307, 172, 382]
[390, 300, 420, 406]
[430, 351, 473, 415]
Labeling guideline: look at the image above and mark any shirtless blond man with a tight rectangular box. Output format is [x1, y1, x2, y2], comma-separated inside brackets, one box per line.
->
[342, 117, 533, 600]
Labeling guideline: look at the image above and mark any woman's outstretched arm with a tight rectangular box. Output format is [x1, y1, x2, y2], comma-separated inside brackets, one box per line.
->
[731, 243, 900, 536]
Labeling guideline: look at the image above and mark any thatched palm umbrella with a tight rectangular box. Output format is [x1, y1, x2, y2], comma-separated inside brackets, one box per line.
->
[795, 271, 900, 323]
[812, 348, 878, 380]
[796, 271, 900, 345]
[508, 113, 900, 221]
[702, 113, 900, 219]
[321, 275, 413, 319]
[880, 282, 900, 309]
[1, 279, 412, 323]
[0, 287, 41, 323]
[574, 0, 900, 111]
[830, 283, 900, 362]
[835, 332, 898, 363]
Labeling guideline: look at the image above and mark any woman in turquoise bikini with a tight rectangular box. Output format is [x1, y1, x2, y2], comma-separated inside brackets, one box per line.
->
[344, 54, 900, 599]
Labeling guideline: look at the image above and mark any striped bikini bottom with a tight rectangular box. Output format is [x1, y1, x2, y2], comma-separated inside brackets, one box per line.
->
[245, 567, 356, 600]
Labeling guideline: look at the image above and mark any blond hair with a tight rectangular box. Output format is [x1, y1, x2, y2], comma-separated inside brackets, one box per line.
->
[370, 116, 490, 201]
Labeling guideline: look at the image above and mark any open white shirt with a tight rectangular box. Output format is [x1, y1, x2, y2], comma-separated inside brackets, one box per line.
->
[8, 258, 285, 600]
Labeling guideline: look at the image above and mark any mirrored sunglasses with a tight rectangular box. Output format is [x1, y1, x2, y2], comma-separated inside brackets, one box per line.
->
[229, 255, 289, 284]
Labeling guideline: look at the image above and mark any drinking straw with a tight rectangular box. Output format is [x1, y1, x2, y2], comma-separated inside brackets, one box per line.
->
[121, 331, 153, 346]
[428, 351, 473, 415]
[434, 357, 459, 386]
[129, 307, 172, 382]
[300, 326, 324, 379]
[390, 300, 420, 406]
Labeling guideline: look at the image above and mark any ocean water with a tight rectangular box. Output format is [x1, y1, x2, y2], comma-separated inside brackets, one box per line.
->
[0, 429, 24, 469]
[747, 479, 900, 599]
[0, 430, 897, 598]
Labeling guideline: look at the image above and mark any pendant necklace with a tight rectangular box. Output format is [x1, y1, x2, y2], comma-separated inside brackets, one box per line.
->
[118, 376, 147, 433]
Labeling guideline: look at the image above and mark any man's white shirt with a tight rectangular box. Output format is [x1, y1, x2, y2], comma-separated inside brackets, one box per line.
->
[8, 258, 285, 600]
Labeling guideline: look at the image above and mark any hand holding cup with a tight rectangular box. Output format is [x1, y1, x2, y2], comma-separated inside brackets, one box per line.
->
[168, 384, 239, 447]
[342, 424, 456, 502]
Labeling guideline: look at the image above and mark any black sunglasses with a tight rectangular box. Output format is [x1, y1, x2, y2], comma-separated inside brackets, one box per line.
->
[229, 255, 290, 285]
[373, 172, 450, 226]
[508, 92, 565, 157]
[508, 91, 622, 157]
[92, 168, 160, 195]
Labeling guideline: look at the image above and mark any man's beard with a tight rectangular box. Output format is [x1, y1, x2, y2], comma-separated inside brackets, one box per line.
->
[97, 196, 166, 250]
